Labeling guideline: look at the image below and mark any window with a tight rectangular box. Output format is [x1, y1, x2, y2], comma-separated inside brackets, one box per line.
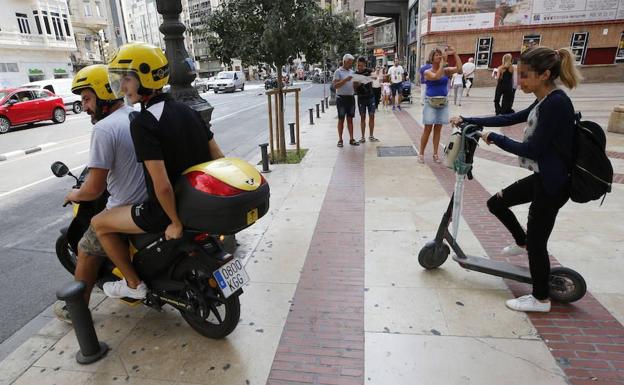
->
[0, 63, 19, 73]
[51, 12, 64, 39]
[95, 2, 102, 17]
[64, 16, 71, 36]
[33, 90, 51, 99]
[42, 11, 51, 34]
[15, 91, 34, 103]
[84, 3, 92, 16]
[16, 13, 32, 34]
[33, 11, 43, 34]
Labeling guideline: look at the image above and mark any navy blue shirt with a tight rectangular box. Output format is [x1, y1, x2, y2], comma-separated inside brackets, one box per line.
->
[462, 89, 575, 195]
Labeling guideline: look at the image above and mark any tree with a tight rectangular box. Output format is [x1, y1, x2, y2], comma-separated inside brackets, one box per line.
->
[201, 0, 359, 161]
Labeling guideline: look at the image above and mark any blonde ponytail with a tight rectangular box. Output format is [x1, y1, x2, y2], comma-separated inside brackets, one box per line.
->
[557, 48, 582, 89]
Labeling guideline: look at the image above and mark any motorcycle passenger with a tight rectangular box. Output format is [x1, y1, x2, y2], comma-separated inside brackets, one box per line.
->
[450, 47, 582, 313]
[56, 64, 147, 322]
[91, 42, 225, 299]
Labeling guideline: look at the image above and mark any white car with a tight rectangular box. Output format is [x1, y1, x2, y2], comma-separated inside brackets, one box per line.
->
[213, 71, 245, 93]
[206, 76, 216, 90]
[21, 78, 82, 114]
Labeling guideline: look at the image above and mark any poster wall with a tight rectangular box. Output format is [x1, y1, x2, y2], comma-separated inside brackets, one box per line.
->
[430, 0, 496, 32]
[616, 32, 624, 63]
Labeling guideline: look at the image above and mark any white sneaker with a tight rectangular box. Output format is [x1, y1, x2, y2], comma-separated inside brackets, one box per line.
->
[501, 244, 527, 256]
[103, 279, 147, 299]
[506, 294, 551, 312]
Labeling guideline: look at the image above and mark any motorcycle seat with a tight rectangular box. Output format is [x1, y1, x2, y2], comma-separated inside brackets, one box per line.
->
[129, 232, 164, 251]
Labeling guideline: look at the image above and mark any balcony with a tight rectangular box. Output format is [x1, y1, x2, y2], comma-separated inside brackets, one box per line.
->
[71, 14, 109, 29]
[0, 31, 77, 51]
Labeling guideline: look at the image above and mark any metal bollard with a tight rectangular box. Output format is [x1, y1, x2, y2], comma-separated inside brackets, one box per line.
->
[259, 143, 271, 173]
[309, 108, 314, 125]
[321, 100, 325, 113]
[288, 123, 296, 145]
[316, 104, 320, 119]
[56, 281, 108, 364]
[325, 97, 329, 109]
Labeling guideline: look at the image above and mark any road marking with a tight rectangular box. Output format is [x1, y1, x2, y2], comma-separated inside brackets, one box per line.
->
[0, 164, 86, 200]
[0, 139, 89, 167]
[77, 149, 90, 154]
[211, 101, 268, 123]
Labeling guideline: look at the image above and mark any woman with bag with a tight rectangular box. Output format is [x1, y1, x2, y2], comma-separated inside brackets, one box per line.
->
[450, 47, 581, 312]
[419, 46, 462, 163]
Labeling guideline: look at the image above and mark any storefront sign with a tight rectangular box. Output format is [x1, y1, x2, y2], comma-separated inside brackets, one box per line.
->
[570, 32, 589, 64]
[374, 22, 396, 47]
[374, 48, 386, 57]
[475, 37, 493, 68]
[521, 34, 541, 52]
[616, 32, 624, 63]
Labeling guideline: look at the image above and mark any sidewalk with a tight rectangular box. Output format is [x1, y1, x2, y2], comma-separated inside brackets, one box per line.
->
[1, 83, 623, 385]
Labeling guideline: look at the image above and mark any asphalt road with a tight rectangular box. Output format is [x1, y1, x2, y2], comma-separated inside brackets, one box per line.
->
[0, 82, 330, 346]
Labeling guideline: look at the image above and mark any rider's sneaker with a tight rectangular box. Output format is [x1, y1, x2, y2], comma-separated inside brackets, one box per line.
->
[53, 301, 72, 324]
[103, 279, 147, 299]
[501, 244, 527, 256]
[506, 294, 551, 313]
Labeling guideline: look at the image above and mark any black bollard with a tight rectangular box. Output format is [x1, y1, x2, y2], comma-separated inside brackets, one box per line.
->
[309, 108, 314, 125]
[56, 281, 108, 364]
[316, 104, 320, 119]
[259, 143, 271, 173]
[325, 97, 329, 109]
[321, 100, 325, 113]
[288, 123, 296, 145]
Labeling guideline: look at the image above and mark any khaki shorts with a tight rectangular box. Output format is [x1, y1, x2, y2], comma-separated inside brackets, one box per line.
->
[77, 226, 107, 257]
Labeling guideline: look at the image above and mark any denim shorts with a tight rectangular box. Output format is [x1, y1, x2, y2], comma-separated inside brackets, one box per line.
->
[357, 96, 375, 115]
[336, 95, 356, 119]
[390, 82, 401, 96]
[422, 98, 449, 125]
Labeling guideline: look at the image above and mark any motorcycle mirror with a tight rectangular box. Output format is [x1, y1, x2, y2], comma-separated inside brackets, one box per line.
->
[51, 161, 70, 178]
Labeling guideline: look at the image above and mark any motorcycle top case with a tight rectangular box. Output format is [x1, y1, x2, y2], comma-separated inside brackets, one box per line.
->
[175, 157, 270, 234]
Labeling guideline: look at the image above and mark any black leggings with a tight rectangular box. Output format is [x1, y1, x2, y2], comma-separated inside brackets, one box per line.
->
[486, 173, 569, 300]
[494, 84, 514, 115]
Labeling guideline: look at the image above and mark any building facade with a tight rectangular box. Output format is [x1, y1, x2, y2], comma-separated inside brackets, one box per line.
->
[123, 0, 164, 47]
[67, 0, 109, 70]
[417, 0, 624, 83]
[0, 0, 76, 88]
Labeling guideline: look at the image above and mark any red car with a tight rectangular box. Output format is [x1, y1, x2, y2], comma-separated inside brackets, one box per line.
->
[0, 88, 66, 134]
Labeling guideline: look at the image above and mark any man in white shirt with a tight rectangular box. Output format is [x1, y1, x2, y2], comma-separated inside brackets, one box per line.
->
[462, 57, 476, 97]
[388, 59, 405, 111]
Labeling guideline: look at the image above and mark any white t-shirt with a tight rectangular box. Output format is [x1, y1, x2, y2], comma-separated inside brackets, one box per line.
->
[389, 65, 404, 84]
[452, 73, 464, 87]
[462, 62, 476, 79]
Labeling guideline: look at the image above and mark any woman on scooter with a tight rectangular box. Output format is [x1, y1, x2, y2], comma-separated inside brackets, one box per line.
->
[450, 46, 581, 313]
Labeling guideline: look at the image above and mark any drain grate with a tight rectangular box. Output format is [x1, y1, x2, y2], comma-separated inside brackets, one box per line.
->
[376, 146, 418, 157]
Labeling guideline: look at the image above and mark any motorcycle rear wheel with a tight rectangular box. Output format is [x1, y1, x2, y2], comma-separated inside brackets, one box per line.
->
[55, 233, 77, 275]
[173, 257, 240, 338]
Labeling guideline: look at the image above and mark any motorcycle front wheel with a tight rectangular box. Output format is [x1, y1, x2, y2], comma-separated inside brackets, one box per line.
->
[55, 233, 77, 275]
[173, 257, 241, 339]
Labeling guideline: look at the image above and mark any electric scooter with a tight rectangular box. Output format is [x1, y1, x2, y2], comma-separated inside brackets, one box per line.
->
[417, 122, 587, 303]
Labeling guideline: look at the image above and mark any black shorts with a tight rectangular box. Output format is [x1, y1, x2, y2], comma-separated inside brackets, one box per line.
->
[390, 82, 402, 96]
[131, 201, 171, 233]
[336, 95, 355, 119]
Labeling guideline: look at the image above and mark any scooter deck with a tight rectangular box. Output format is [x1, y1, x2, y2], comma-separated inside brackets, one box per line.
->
[452, 254, 532, 284]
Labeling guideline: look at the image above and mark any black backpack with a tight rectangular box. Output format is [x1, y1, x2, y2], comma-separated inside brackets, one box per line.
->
[561, 113, 613, 204]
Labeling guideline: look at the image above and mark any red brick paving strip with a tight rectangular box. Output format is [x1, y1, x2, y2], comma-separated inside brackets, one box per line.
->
[267, 148, 365, 385]
[396, 111, 624, 385]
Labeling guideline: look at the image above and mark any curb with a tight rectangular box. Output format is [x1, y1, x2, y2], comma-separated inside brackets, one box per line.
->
[0, 142, 57, 161]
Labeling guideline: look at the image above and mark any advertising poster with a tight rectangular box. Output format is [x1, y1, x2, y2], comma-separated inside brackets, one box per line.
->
[495, 0, 624, 26]
[475, 37, 494, 68]
[616, 32, 624, 63]
[570, 32, 589, 64]
[430, 0, 496, 32]
[497, 0, 533, 26]
[521, 34, 541, 52]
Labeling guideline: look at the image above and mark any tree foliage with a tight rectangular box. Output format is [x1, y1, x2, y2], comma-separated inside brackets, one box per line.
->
[199, 0, 359, 69]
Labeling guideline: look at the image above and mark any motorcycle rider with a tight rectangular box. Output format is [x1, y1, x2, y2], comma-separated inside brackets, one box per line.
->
[55, 64, 147, 322]
[91, 43, 225, 299]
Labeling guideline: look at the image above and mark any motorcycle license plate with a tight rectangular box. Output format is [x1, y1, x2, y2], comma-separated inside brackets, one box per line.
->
[213, 259, 249, 298]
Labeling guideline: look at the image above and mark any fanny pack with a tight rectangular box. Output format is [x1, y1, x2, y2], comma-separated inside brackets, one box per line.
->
[427, 96, 448, 108]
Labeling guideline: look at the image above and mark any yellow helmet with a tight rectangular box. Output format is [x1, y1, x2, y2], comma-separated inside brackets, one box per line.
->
[71, 64, 117, 101]
[107, 42, 169, 97]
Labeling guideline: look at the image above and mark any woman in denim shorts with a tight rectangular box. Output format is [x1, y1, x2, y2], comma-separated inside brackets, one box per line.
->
[420, 46, 463, 163]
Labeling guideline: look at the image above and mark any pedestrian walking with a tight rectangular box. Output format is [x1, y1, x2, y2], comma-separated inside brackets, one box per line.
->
[462, 57, 476, 97]
[332, 53, 358, 147]
[388, 59, 405, 110]
[418, 61, 432, 106]
[451, 47, 582, 312]
[452, 72, 464, 106]
[494, 53, 515, 115]
[372, 66, 382, 109]
[354, 57, 378, 143]
[381, 70, 392, 111]
[420, 46, 462, 163]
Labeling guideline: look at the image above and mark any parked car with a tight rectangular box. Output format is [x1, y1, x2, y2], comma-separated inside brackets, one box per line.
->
[213, 71, 245, 93]
[192, 77, 209, 92]
[21, 78, 82, 114]
[206, 76, 216, 90]
[0, 88, 66, 134]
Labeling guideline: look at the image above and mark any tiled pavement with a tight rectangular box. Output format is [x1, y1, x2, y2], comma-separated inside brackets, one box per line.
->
[1, 83, 623, 385]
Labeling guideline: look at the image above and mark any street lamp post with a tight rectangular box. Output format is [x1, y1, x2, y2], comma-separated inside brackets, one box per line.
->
[155, 0, 213, 128]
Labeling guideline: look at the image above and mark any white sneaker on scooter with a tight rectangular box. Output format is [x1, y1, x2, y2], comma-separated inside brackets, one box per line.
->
[506, 294, 551, 312]
[501, 244, 527, 256]
[103, 279, 147, 299]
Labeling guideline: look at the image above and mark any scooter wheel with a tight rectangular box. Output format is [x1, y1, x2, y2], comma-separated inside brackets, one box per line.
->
[549, 267, 587, 303]
[55, 233, 77, 275]
[418, 241, 450, 270]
